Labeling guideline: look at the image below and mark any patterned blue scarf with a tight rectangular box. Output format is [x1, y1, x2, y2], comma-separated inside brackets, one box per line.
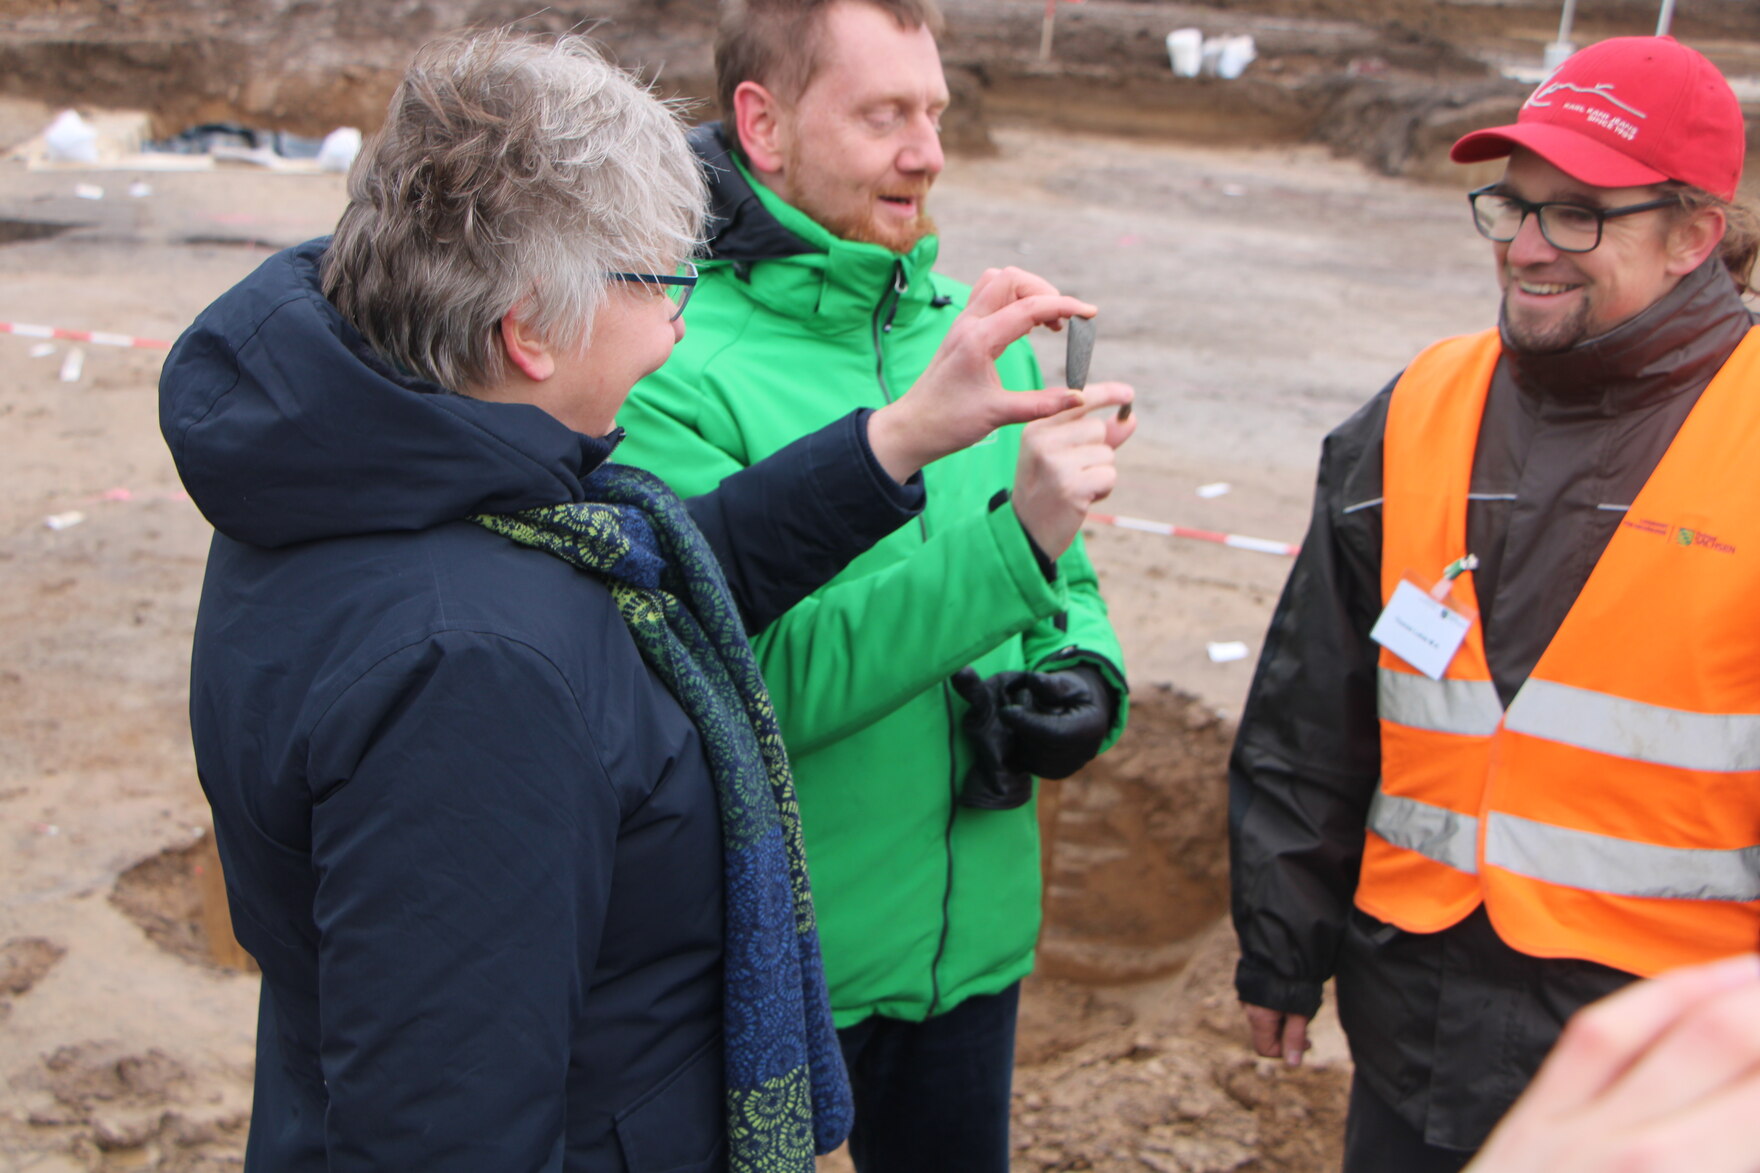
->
[474, 462, 853, 1171]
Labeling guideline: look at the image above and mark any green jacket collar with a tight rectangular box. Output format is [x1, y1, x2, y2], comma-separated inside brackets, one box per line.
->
[721, 153, 942, 334]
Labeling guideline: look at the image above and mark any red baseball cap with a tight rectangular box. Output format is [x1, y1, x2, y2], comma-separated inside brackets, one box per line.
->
[1451, 36, 1745, 201]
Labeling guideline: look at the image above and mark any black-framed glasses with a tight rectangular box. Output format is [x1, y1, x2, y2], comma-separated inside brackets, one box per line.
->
[1467, 185, 1679, 254]
[608, 261, 698, 321]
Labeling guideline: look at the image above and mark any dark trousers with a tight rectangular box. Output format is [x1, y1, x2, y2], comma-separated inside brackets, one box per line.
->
[835, 982, 1021, 1173]
[1342, 1075, 1476, 1173]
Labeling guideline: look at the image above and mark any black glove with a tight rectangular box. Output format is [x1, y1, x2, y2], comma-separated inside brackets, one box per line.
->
[950, 665, 1117, 810]
[994, 665, 1115, 780]
[951, 666, 1035, 809]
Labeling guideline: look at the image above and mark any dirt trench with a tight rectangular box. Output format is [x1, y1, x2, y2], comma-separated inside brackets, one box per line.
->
[1039, 687, 1231, 986]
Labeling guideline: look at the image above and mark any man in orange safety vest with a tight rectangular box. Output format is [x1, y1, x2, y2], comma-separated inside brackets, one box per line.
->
[1229, 35, 1760, 1171]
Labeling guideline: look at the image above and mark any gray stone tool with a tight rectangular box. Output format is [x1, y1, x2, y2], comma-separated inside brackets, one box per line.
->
[1065, 314, 1094, 392]
[1064, 315, 1126, 421]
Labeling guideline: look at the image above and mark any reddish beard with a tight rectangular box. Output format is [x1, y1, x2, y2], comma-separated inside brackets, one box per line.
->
[782, 149, 937, 252]
[804, 187, 936, 253]
[833, 190, 937, 253]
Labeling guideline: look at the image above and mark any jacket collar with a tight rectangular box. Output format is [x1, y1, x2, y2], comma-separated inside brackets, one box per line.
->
[1502, 256, 1756, 418]
[692, 121, 941, 333]
[160, 238, 619, 549]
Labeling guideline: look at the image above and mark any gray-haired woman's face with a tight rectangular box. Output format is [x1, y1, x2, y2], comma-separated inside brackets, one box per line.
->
[569, 277, 689, 434]
[476, 265, 687, 436]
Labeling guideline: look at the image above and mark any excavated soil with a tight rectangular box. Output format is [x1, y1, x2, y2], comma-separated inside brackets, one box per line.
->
[1, 2, 1757, 1170]
[1, 939, 67, 1016]
[1038, 688, 1231, 986]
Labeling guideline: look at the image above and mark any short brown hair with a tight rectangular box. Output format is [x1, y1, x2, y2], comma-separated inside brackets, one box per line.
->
[715, 0, 944, 127]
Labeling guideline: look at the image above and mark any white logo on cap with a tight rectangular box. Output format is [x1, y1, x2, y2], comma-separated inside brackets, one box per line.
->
[1526, 82, 1648, 141]
[1527, 82, 1649, 118]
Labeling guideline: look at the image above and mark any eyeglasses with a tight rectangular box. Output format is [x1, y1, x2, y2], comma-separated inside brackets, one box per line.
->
[607, 261, 699, 321]
[1467, 185, 1679, 254]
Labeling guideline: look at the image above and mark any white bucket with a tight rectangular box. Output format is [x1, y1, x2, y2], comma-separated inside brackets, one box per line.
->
[1166, 28, 1203, 78]
[44, 109, 100, 164]
[316, 127, 363, 173]
[1215, 35, 1257, 80]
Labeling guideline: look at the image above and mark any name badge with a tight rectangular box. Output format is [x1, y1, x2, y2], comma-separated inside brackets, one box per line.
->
[1370, 580, 1473, 681]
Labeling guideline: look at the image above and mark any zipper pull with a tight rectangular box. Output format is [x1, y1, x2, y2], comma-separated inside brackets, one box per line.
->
[883, 262, 907, 334]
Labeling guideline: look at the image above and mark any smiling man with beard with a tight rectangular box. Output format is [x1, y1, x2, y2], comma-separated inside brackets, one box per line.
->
[1228, 36, 1760, 1172]
[616, 2, 1131, 1170]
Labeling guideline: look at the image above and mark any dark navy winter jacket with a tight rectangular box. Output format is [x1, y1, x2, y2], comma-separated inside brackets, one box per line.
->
[159, 239, 923, 1172]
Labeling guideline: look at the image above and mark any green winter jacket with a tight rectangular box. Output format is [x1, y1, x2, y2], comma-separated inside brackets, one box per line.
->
[618, 125, 1127, 1027]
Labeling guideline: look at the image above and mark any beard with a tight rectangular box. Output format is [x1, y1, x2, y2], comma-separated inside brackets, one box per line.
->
[1499, 286, 1597, 354]
[820, 196, 938, 254]
[781, 143, 937, 254]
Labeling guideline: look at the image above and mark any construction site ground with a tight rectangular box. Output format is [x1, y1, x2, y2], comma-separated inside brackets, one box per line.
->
[1, 2, 1757, 1170]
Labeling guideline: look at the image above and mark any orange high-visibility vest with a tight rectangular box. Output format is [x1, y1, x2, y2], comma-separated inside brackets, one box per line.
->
[1357, 325, 1760, 977]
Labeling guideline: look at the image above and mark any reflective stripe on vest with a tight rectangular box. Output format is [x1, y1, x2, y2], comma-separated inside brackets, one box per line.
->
[1367, 795, 1760, 902]
[1366, 790, 1478, 874]
[1381, 667, 1760, 771]
[1485, 813, 1760, 903]
[1378, 668, 1501, 737]
[1359, 325, 1760, 975]
[1504, 678, 1760, 773]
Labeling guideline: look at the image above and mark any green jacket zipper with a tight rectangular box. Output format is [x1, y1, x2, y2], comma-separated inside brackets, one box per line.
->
[870, 258, 960, 1018]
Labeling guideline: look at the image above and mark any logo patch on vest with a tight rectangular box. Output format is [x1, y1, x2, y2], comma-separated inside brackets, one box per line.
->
[1621, 517, 1738, 555]
[1677, 527, 1737, 554]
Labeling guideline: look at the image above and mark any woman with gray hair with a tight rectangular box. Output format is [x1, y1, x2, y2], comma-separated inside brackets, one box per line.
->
[159, 27, 1128, 1173]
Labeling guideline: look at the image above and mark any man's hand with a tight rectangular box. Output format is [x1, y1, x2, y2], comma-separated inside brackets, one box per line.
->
[950, 665, 1117, 809]
[1466, 954, 1760, 1173]
[1011, 381, 1136, 560]
[994, 666, 1114, 779]
[950, 666, 1034, 810]
[1243, 1003, 1312, 1067]
[865, 266, 1096, 483]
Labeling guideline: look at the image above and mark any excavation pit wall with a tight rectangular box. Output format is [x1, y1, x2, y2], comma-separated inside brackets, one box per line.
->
[1038, 684, 1232, 986]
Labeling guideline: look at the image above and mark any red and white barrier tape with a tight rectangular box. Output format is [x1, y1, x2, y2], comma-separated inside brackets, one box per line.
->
[0, 331, 1300, 561]
[1090, 512, 1300, 558]
[42, 486, 192, 531]
[2, 321, 173, 350]
[91, 486, 189, 504]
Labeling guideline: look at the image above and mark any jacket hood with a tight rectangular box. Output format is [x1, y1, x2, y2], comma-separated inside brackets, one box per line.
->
[689, 122, 945, 333]
[160, 238, 615, 549]
[693, 121, 817, 265]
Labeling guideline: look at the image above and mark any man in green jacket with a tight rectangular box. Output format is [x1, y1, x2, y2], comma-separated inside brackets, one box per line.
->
[617, 2, 1130, 1168]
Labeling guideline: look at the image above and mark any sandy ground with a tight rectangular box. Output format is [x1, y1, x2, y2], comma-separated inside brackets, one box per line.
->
[0, 96, 1503, 1169]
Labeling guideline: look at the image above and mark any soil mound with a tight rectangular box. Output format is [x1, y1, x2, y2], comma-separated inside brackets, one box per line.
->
[0, 937, 66, 1021]
[110, 834, 257, 974]
[1013, 924, 1348, 1173]
[7, 1041, 249, 1171]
